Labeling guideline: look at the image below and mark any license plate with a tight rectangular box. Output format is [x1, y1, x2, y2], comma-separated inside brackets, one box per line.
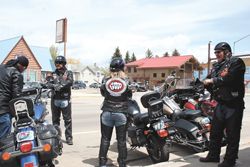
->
[16, 131, 34, 142]
[153, 120, 165, 131]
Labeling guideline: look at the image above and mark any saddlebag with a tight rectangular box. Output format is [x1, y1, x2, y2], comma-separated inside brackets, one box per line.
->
[0, 133, 18, 166]
[36, 124, 62, 161]
[127, 126, 147, 146]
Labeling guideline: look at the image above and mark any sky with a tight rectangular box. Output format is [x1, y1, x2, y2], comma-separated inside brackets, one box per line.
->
[0, 0, 250, 67]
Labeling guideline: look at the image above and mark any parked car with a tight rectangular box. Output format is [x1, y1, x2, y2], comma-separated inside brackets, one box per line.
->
[89, 82, 101, 88]
[23, 81, 42, 89]
[130, 82, 147, 92]
[72, 80, 86, 89]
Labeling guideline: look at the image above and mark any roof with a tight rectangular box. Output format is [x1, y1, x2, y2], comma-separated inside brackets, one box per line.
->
[126, 55, 195, 69]
[30, 46, 54, 71]
[0, 36, 22, 63]
[0, 36, 54, 72]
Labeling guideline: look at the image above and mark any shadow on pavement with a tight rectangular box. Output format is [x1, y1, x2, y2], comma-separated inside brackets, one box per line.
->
[166, 145, 250, 167]
[170, 143, 197, 157]
[82, 157, 116, 167]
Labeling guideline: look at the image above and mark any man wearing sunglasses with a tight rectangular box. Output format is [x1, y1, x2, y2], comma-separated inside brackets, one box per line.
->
[50, 56, 74, 145]
[200, 42, 245, 167]
[0, 55, 29, 139]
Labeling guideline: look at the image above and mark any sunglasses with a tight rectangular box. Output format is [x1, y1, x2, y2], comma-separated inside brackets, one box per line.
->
[55, 61, 64, 65]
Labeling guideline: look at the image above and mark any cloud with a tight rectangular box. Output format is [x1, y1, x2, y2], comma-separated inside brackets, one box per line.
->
[1, 0, 250, 67]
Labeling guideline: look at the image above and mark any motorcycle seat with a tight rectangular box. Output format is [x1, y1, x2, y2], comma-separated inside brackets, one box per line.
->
[182, 109, 202, 119]
[134, 112, 149, 126]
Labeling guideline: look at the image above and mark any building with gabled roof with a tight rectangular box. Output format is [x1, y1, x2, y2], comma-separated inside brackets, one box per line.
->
[0, 36, 54, 82]
[126, 55, 202, 88]
[80, 64, 104, 85]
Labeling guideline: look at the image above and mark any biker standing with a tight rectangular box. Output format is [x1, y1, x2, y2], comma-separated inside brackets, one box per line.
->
[98, 57, 132, 167]
[200, 42, 245, 167]
[50, 56, 74, 145]
[0, 56, 29, 139]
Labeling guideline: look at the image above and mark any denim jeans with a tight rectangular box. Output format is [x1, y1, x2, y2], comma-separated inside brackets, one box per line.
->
[0, 113, 11, 139]
[54, 99, 69, 108]
[101, 111, 127, 127]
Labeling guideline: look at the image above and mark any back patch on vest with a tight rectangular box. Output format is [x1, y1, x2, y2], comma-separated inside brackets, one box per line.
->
[105, 78, 127, 96]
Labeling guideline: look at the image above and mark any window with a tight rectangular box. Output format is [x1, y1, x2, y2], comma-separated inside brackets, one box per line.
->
[134, 67, 137, 73]
[128, 67, 131, 73]
[29, 70, 37, 81]
[161, 73, 165, 78]
[153, 73, 157, 78]
[246, 67, 250, 74]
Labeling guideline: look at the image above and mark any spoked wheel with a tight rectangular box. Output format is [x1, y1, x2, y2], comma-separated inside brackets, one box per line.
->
[146, 136, 170, 163]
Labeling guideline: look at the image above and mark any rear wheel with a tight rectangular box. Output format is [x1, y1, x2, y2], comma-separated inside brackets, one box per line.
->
[146, 136, 170, 163]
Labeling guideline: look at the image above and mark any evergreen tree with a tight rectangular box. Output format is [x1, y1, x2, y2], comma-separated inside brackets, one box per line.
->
[172, 49, 180, 56]
[125, 51, 131, 63]
[131, 52, 137, 61]
[163, 51, 169, 57]
[112, 46, 122, 59]
[145, 48, 153, 58]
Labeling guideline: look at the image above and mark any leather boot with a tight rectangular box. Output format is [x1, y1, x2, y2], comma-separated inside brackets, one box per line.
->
[200, 153, 220, 163]
[116, 125, 127, 167]
[218, 160, 235, 167]
[98, 123, 113, 167]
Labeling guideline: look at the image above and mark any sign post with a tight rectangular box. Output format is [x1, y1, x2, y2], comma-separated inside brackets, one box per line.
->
[56, 18, 67, 58]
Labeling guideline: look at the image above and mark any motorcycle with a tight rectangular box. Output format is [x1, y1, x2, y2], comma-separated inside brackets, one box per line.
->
[155, 73, 212, 152]
[0, 87, 62, 167]
[127, 92, 175, 163]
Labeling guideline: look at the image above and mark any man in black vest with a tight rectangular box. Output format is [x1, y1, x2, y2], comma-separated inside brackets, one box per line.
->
[200, 42, 245, 167]
[50, 56, 74, 145]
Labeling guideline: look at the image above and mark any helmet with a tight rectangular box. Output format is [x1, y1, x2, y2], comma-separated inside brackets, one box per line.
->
[110, 57, 125, 72]
[55, 55, 67, 65]
[214, 42, 232, 53]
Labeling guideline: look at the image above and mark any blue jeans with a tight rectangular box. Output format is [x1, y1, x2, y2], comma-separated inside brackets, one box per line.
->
[101, 111, 127, 127]
[0, 113, 11, 139]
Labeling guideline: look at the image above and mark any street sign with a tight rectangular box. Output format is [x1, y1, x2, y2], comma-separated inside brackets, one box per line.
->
[56, 18, 67, 43]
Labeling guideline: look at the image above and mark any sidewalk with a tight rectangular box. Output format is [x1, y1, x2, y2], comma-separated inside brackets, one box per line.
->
[148, 142, 250, 167]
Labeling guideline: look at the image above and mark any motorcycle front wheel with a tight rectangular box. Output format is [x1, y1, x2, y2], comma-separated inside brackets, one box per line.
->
[146, 136, 170, 163]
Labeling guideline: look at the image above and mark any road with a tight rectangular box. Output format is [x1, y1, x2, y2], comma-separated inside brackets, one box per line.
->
[45, 89, 250, 167]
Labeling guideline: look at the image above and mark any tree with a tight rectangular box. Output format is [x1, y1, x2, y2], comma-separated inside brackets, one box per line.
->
[145, 49, 153, 58]
[49, 45, 58, 61]
[163, 51, 169, 57]
[172, 49, 180, 56]
[131, 53, 137, 62]
[112, 46, 122, 59]
[125, 51, 131, 63]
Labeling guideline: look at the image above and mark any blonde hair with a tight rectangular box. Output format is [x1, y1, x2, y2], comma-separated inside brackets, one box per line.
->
[110, 71, 127, 79]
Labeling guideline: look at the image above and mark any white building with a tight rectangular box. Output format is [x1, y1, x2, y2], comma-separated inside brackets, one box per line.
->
[80, 65, 104, 85]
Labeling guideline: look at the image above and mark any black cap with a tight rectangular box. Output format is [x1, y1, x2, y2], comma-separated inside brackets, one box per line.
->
[17, 56, 29, 67]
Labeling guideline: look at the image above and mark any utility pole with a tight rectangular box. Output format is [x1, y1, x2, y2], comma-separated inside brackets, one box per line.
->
[207, 41, 212, 75]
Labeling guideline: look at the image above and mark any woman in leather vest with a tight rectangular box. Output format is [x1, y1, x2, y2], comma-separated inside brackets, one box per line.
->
[98, 57, 132, 167]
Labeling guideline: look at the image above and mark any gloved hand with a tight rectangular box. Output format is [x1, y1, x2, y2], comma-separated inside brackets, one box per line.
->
[54, 84, 63, 92]
[203, 79, 213, 85]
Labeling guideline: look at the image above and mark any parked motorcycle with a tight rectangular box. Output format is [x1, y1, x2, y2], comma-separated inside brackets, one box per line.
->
[127, 92, 175, 163]
[152, 73, 211, 152]
[0, 87, 62, 167]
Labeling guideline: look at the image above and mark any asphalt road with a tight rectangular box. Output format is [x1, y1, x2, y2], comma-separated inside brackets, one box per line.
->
[45, 89, 250, 167]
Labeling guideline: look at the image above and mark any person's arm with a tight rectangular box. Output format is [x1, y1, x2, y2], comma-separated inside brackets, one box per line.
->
[100, 78, 106, 97]
[12, 70, 24, 98]
[55, 71, 74, 91]
[212, 58, 245, 87]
